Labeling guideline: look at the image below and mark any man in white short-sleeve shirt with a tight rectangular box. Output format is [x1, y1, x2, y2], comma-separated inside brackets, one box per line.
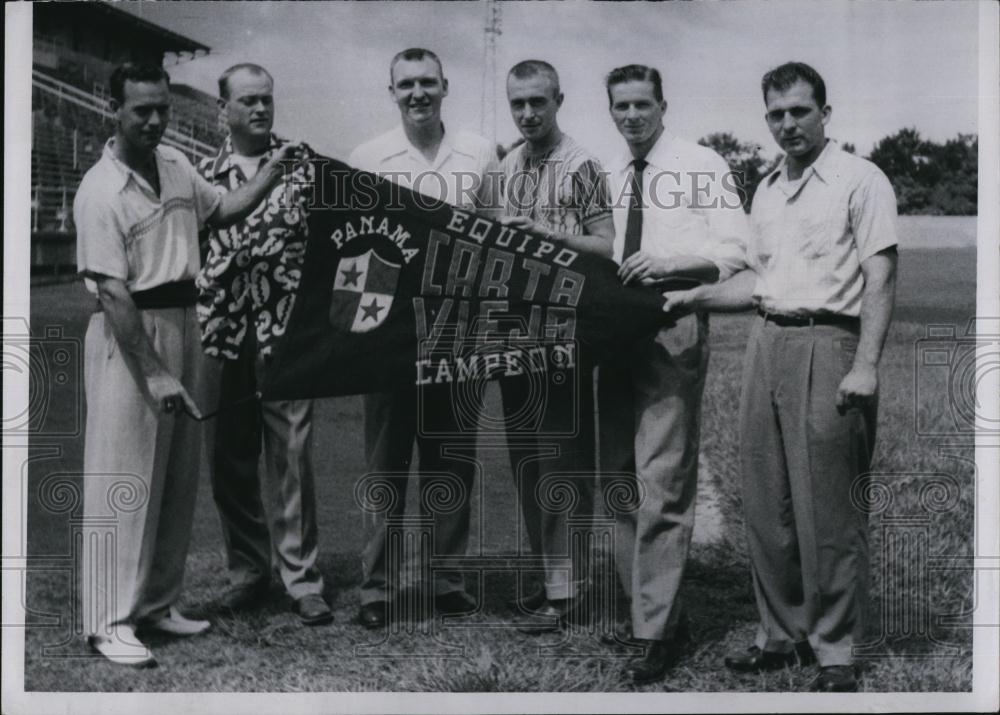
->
[348, 48, 495, 630]
[74, 62, 301, 667]
[663, 62, 898, 693]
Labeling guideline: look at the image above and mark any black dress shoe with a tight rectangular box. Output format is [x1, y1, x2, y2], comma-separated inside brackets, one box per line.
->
[622, 639, 681, 685]
[604, 618, 691, 648]
[215, 580, 270, 612]
[295, 594, 333, 626]
[517, 598, 589, 634]
[434, 591, 477, 615]
[724, 645, 798, 673]
[600, 622, 638, 647]
[810, 665, 859, 692]
[506, 585, 547, 613]
[358, 601, 388, 629]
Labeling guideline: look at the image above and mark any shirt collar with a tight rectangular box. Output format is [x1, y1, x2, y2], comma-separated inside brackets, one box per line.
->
[210, 133, 283, 178]
[381, 124, 465, 169]
[614, 126, 675, 173]
[102, 138, 175, 193]
[771, 139, 837, 187]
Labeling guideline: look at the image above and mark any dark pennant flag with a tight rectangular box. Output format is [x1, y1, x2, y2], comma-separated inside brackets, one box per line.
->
[260, 158, 689, 400]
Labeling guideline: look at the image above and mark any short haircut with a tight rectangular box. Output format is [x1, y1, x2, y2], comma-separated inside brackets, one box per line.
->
[389, 48, 444, 84]
[761, 61, 827, 108]
[109, 63, 170, 103]
[218, 63, 274, 100]
[508, 60, 561, 96]
[605, 64, 664, 106]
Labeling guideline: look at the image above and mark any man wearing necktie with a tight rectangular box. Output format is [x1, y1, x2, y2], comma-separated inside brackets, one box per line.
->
[598, 64, 749, 684]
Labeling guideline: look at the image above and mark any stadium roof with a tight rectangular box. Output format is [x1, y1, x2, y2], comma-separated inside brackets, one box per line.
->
[95, 2, 210, 53]
[40, 2, 211, 55]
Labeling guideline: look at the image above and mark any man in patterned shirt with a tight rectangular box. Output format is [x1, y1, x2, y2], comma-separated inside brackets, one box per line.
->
[197, 63, 331, 626]
[489, 59, 615, 630]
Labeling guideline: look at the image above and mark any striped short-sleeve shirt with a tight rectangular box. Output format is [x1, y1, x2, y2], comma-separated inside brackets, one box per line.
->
[496, 134, 611, 237]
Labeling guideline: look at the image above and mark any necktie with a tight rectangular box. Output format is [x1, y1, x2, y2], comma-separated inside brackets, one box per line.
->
[622, 158, 647, 259]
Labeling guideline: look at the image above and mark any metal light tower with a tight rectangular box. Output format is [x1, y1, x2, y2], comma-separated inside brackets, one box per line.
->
[480, 0, 502, 143]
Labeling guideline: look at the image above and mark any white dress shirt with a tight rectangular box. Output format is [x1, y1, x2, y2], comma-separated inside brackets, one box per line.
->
[607, 129, 749, 280]
[348, 125, 494, 209]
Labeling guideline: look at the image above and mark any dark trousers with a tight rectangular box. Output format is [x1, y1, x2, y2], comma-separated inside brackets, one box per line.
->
[500, 363, 596, 601]
[360, 387, 477, 604]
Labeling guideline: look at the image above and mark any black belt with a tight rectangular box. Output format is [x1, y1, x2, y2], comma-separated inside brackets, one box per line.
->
[757, 309, 858, 328]
[94, 280, 197, 312]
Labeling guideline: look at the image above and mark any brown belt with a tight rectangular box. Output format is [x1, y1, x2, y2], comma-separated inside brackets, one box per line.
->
[757, 308, 859, 328]
[94, 280, 197, 312]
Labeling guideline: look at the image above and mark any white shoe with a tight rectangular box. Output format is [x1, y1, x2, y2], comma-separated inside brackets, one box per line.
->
[143, 606, 211, 637]
[87, 625, 157, 668]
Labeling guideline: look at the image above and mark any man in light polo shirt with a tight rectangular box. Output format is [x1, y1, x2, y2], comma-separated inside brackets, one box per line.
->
[598, 64, 748, 685]
[348, 47, 495, 629]
[74, 62, 300, 667]
[663, 62, 898, 692]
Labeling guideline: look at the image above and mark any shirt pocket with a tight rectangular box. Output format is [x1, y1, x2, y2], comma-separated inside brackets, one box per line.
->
[797, 202, 847, 259]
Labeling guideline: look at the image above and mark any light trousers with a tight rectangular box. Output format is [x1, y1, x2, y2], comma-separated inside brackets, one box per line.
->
[203, 343, 324, 600]
[739, 315, 875, 666]
[81, 307, 204, 635]
[598, 313, 708, 640]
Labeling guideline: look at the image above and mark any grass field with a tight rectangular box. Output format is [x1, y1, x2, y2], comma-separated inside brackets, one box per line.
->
[19, 217, 978, 693]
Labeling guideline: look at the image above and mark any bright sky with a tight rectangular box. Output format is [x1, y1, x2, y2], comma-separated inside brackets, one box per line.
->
[115, 1, 983, 163]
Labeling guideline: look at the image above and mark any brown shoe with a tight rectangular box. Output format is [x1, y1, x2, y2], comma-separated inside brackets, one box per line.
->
[294, 594, 333, 626]
[358, 601, 388, 629]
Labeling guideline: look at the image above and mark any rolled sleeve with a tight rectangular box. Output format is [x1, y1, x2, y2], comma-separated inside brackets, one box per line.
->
[851, 169, 899, 261]
[185, 159, 223, 230]
[73, 181, 127, 281]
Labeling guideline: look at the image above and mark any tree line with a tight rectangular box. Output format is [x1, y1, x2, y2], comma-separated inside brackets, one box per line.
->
[699, 129, 978, 215]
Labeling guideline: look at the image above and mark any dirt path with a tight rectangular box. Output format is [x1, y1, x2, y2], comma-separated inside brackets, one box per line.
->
[692, 453, 725, 545]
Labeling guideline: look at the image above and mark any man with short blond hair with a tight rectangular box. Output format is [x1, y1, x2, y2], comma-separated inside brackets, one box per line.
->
[348, 48, 495, 629]
[490, 59, 615, 631]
